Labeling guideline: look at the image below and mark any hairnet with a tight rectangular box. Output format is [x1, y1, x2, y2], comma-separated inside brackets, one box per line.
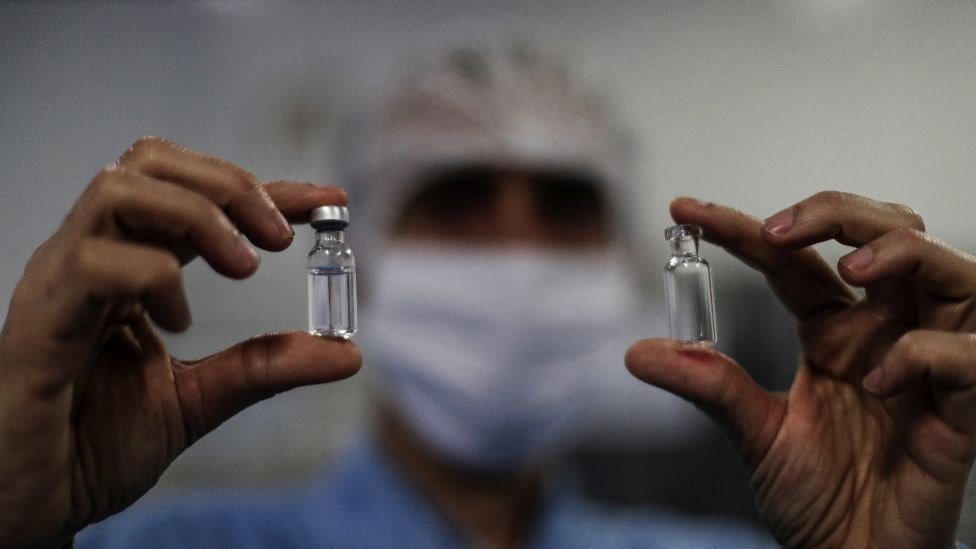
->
[341, 43, 638, 250]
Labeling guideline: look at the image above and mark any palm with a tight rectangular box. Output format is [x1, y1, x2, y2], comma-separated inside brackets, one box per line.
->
[754, 307, 950, 546]
[69, 319, 186, 529]
[758, 245, 976, 546]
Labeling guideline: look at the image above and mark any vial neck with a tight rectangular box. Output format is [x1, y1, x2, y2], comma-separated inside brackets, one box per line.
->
[316, 229, 345, 244]
[670, 235, 699, 257]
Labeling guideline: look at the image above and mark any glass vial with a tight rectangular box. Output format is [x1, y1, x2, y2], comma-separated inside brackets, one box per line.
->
[664, 224, 717, 345]
[308, 205, 357, 339]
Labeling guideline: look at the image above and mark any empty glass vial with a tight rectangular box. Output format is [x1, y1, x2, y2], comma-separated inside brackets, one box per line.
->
[308, 205, 357, 339]
[664, 224, 717, 345]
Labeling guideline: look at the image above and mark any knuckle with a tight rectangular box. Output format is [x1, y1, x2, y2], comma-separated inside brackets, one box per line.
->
[887, 227, 929, 249]
[135, 250, 181, 292]
[809, 190, 850, 209]
[197, 200, 233, 232]
[120, 136, 166, 165]
[80, 168, 130, 226]
[893, 331, 927, 367]
[89, 165, 125, 195]
[22, 239, 54, 274]
[149, 253, 182, 286]
[227, 167, 260, 195]
[892, 203, 925, 231]
[138, 135, 167, 146]
[159, 250, 182, 276]
[240, 337, 274, 390]
[70, 238, 99, 275]
[811, 190, 839, 202]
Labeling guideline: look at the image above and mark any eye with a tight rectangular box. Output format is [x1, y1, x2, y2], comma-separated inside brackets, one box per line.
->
[394, 164, 499, 230]
[534, 172, 607, 232]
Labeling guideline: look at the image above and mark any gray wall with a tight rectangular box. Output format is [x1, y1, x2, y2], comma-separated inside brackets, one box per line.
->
[2, 0, 975, 541]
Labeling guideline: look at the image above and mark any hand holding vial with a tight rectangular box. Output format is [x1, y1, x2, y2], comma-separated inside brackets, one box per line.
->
[629, 193, 976, 548]
[0, 138, 362, 548]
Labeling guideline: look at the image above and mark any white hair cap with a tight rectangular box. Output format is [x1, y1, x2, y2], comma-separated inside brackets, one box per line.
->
[349, 44, 636, 241]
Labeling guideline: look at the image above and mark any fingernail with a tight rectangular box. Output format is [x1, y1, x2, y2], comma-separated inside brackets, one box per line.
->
[862, 365, 884, 394]
[274, 209, 294, 239]
[763, 208, 794, 236]
[840, 246, 874, 272]
[678, 196, 710, 208]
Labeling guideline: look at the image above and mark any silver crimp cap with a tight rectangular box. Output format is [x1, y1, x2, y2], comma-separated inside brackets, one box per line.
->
[310, 205, 350, 229]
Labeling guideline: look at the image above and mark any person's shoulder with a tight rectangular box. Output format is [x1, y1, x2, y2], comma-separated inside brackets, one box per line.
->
[77, 437, 455, 549]
[76, 486, 310, 549]
[72, 438, 386, 549]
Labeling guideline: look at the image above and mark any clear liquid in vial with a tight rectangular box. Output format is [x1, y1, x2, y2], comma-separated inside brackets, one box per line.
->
[308, 265, 357, 338]
[664, 259, 716, 344]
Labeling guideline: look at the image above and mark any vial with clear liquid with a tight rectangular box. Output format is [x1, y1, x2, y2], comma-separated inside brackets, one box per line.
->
[308, 205, 357, 339]
[664, 224, 717, 345]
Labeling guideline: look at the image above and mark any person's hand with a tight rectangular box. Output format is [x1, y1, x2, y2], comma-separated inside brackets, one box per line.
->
[626, 192, 975, 548]
[0, 137, 362, 548]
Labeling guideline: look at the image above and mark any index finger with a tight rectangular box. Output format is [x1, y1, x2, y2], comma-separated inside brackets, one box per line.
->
[263, 181, 347, 224]
[671, 197, 856, 320]
[760, 191, 925, 249]
[119, 137, 296, 251]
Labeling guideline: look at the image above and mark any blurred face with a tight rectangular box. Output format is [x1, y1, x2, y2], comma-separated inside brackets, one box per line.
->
[371, 165, 626, 471]
[391, 165, 611, 250]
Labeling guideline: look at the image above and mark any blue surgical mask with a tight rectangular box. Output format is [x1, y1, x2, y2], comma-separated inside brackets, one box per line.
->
[362, 244, 634, 471]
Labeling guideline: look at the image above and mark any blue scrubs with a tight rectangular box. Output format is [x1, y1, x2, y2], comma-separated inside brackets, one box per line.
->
[78, 437, 775, 548]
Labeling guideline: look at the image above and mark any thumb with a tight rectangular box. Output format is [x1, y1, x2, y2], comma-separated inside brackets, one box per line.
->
[625, 339, 783, 468]
[173, 332, 362, 444]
